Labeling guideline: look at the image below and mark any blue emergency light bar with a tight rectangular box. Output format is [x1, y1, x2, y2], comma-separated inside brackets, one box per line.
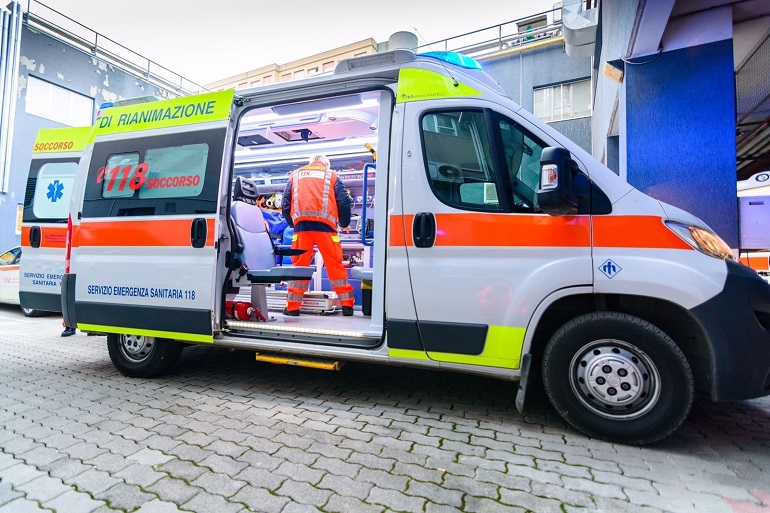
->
[417, 51, 482, 70]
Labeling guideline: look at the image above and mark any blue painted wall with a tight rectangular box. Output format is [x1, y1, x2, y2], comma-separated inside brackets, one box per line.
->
[625, 39, 737, 246]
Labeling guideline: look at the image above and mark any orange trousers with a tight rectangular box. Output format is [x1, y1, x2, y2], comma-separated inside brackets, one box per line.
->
[286, 231, 355, 311]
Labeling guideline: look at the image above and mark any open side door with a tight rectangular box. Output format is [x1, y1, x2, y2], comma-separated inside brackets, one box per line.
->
[71, 91, 234, 343]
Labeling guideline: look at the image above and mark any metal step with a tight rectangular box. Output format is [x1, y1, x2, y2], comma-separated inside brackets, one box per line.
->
[255, 352, 343, 371]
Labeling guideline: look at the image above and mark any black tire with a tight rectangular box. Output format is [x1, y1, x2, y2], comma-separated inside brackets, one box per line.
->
[542, 312, 694, 445]
[21, 307, 42, 317]
[107, 333, 183, 378]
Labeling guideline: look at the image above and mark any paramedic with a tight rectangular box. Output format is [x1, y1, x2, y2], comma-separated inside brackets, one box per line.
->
[282, 154, 355, 316]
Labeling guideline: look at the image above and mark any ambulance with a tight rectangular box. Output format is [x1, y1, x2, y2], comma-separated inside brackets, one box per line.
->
[62, 50, 770, 445]
[738, 171, 770, 281]
[19, 126, 92, 316]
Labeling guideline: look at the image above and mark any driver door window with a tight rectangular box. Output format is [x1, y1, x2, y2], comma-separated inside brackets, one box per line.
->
[420, 109, 547, 213]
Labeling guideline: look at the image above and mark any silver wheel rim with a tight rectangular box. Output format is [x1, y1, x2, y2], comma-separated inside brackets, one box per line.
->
[119, 334, 155, 363]
[569, 339, 661, 420]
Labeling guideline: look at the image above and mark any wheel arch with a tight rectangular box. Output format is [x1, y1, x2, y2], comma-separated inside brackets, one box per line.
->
[525, 292, 715, 395]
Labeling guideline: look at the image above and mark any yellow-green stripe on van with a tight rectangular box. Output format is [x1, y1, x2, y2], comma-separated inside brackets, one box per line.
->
[396, 68, 482, 103]
[77, 323, 213, 344]
[33, 126, 94, 153]
[94, 90, 235, 136]
[389, 325, 524, 369]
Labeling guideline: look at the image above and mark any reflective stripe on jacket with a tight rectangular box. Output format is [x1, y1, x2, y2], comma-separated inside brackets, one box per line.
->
[289, 164, 339, 230]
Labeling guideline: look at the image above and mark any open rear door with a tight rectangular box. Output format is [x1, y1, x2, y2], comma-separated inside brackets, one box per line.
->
[71, 91, 234, 343]
[20, 126, 92, 313]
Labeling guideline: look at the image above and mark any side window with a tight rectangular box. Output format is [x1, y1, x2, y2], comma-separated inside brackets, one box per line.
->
[421, 110, 501, 211]
[26, 160, 79, 222]
[497, 116, 547, 212]
[83, 129, 225, 218]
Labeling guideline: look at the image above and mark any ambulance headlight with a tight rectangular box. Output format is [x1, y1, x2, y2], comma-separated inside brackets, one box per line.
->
[666, 222, 735, 261]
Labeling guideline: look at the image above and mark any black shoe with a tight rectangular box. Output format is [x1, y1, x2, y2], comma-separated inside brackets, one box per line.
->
[283, 308, 300, 317]
[61, 327, 76, 337]
[342, 306, 354, 316]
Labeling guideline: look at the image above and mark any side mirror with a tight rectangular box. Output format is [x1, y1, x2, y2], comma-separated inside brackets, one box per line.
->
[537, 147, 578, 216]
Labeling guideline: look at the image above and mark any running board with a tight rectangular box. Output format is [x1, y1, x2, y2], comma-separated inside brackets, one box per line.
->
[255, 352, 342, 371]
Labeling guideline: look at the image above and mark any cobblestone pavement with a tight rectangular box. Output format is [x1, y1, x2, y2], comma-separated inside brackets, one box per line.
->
[0, 306, 769, 513]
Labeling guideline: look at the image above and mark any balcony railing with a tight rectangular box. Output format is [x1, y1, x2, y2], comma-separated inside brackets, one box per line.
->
[415, 8, 562, 59]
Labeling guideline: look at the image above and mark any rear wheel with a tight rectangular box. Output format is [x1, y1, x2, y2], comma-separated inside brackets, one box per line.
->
[107, 333, 182, 378]
[542, 312, 693, 445]
[20, 307, 41, 317]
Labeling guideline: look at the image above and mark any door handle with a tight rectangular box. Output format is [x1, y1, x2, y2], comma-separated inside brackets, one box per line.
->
[29, 226, 41, 248]
[191, 218, 207, 248]
[412, 212, 436, 248]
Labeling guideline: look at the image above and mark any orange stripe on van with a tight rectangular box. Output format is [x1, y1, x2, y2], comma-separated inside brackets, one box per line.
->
[20, 226, 67, 249]
[390, 213, 591, 247]
[389, 214, 414, 246]
[73, 218, 216, 247]
[593, 216, 692, 250]
[390, 213, 692, 250]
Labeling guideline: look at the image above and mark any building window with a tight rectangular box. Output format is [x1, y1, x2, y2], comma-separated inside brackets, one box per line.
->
[250, 80, 260, 87]
[354, 52, 367, 57]
[322, 61, 335, 72]
[293, 70, 304, 79]
[533, 79, 591, 122]
[263, 75, 274, 85]
[307, 67, 319, 76]
[25, 76, 93, 127]
[281, 73, 292, 82]
[238, 82, 248, 89]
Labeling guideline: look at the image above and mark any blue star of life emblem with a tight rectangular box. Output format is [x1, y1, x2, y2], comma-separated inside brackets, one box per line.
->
[46, 180, 64, 203]
[598, 259, 622, 279]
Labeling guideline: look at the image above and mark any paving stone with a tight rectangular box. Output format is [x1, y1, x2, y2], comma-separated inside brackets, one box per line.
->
[95, 482, 155, 511]
[43, 489, 105, 513]
[475, 468, 531, 492]
[134, 499, 192, 513]
[529, 481, 595, 508]
[273, 446, 318, 466]
[442, 473, 498, 499]
[44, 458, 92, 481]
[146, 477, 201, 505]
[0, 482, 23, 507]
[197, 453, 248, 475]
[84, 452, 133, 474]
[273, 461, 324, 484]
[0, 497, 52, 512]
[181, 491, 245, 513]
[463, 496, 528, 513]
[230, 486, 289, 513]
[311, 456, 361, 479]
[191, 472, 247, 498]
[234, 466, 287, 490]
[365, 485, 431, 513]
[68, 468, 122, 495]
[500, 489, 565, 513]
[0, 453, 19, 472]
[236, 450, 283, 471]
[357, 468, 409, 491]
[275, 480, 332, 508]
[392, 462, 444, 484]
[317, 473, 373, 500]
[405, 480, 464, 507]
[114, 463, 167, 488]
[0, 462, 47, 486]
[324, 495, 385, 513]
[347, 451, 396, 472]
[126, 447, 175, 467]
[562, 476, 627, 500]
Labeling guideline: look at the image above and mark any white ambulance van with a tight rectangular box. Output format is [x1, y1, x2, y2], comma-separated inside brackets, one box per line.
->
[63, 50, 770, 444]
[20, 126, 92, 316]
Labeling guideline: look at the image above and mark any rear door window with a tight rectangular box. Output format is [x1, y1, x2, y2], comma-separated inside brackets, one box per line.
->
[24, 159, 79, 223]
[83, 129, 225, 218]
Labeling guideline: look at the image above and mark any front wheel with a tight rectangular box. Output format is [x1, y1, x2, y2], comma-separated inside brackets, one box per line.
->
[542, 312, 694, 445]
[107, 334, 182, 378]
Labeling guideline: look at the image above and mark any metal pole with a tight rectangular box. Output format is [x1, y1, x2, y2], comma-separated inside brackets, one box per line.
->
[0, 10, 10, 191]
[3, 2, 23, 193]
